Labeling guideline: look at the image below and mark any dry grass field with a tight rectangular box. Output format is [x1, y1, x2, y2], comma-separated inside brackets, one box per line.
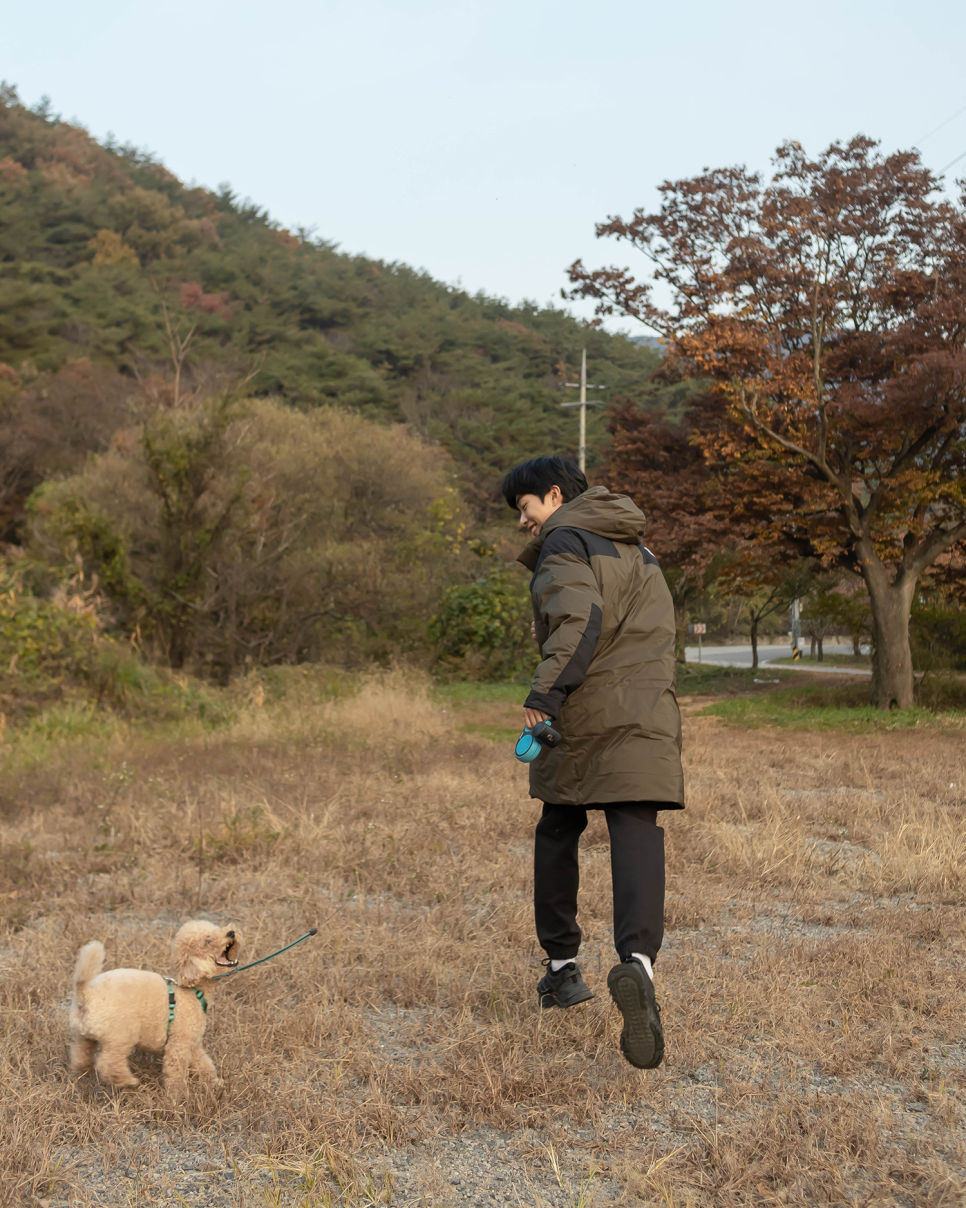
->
[2, 669, 966, 1207]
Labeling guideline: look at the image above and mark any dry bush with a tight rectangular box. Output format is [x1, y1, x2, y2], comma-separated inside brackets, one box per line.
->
[2, 675, 966, 1205]
[0, 359, 132, 542]
[31, 398, 468, 674]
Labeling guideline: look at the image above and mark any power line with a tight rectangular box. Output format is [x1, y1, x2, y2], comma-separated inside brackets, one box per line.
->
[915, 102, 966, 146]
[938, 148, 966, 175]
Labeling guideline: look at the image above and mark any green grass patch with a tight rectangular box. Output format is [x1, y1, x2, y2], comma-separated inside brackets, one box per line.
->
[675, 663, 793, 694]
[434, 681, 525, 706]
[771, 654, 871, 668]
[699, 680, 966, 731]
[458, 723, 521, 744]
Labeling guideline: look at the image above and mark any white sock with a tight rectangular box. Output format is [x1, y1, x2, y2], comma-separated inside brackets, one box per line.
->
[550, 958, 576, 972]
[632, 953, 654, 981]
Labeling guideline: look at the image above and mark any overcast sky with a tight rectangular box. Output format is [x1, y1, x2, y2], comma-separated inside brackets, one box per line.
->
[5, 0, 966, 331]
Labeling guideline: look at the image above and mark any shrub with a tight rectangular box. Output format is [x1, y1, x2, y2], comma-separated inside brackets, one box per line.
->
[30, 397, 470, 676]
[0, 561, 232, 727]
[430, 568, 536, 681]
[0, 564, 100, 718]
[911, 596, 966, 671]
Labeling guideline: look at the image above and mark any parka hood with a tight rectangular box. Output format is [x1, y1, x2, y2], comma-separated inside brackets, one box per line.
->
[517, 486, 647, 571]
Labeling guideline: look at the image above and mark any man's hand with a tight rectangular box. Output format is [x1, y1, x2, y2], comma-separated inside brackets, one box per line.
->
[530, 620, 537, 643]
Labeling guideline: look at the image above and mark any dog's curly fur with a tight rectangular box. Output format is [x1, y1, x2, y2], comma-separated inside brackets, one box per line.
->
[68, 920, 241, 1099]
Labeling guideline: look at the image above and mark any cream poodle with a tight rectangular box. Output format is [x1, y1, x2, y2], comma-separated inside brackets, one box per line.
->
[68, 919, 240, 1099]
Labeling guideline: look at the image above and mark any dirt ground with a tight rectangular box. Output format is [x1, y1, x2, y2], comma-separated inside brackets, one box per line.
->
[2, 671, 966, 1207]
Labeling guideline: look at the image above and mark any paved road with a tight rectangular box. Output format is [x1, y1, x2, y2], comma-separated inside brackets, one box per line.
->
[684, 644, 873, 676]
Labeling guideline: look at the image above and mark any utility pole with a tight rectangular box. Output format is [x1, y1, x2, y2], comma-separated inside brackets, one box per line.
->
[562, 347, 606, 473]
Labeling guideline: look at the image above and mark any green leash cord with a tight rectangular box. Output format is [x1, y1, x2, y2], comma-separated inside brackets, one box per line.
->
[210, 928, 318, 981]
[162, 929, 317, 1041]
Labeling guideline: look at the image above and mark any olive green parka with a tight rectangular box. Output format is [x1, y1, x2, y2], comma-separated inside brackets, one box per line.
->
[519, 486, 684, 808]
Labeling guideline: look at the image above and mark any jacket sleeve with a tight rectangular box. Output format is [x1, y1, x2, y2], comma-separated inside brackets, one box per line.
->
[524, 533, 603, 720]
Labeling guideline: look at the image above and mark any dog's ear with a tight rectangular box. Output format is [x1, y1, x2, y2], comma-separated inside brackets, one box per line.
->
[172, 928, 211, 987]
[175, 951, 208, 987]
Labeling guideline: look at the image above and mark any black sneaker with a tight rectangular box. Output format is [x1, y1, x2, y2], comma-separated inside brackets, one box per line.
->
[606, 957, 664, 1069]
[536, 960, 594, 1009]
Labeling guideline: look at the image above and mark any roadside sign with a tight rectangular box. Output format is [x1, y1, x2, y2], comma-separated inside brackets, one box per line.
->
[687, 622, 707, 663]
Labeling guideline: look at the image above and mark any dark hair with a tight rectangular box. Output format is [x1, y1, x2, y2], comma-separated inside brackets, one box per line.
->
[501, 456, 589, 509]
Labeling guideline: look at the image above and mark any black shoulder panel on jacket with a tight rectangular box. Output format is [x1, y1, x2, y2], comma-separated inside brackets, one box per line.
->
[535, 527, 590, 574]
[639, 545, 661, 567]
[524, 603, 603, 719]
[535, 527, 623, 576]
[575, 529, 621, 560]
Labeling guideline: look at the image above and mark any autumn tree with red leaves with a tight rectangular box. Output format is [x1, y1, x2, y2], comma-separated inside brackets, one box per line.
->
[603, 395, 734, 661]
[570, 137, 966, 709]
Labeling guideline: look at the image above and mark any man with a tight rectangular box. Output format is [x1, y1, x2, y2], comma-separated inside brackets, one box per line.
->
[502, 455, 683, 1070]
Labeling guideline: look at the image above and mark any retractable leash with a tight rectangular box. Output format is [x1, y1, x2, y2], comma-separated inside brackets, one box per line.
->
[514, 720, 561, 762]
[210, 928, 318, 980]
[443, 720, 561, 812]
[417, 720, 562, 831]
[208, 723, 562, 980]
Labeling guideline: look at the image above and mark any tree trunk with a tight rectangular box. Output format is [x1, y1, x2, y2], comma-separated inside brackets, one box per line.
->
[852, 632, 861, 657]
[860, 550, 916, 709]
[750, 613, 759, 669]
[669, 576, 700, 667]
[674, 619, 687, 665]
[810, 635, 816, 659]
[817, 636, 824, 661]
[167, 619, 190, 670]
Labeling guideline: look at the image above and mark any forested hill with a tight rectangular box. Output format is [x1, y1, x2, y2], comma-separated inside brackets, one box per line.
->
[0, 86, 663, 515]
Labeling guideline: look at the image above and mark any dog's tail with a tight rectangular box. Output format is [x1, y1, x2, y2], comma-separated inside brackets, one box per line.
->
[72, 941, 104, 1003]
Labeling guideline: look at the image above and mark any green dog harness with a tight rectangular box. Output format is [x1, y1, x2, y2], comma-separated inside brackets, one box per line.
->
[163, 979, 208, 1041]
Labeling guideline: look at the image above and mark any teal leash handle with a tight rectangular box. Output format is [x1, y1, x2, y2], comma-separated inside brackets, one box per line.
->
[515, 720, 562, 763]
[211, 928, 318, 980]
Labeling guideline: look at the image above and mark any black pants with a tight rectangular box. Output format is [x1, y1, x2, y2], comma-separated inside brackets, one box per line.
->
[534, 802, 665, 964]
